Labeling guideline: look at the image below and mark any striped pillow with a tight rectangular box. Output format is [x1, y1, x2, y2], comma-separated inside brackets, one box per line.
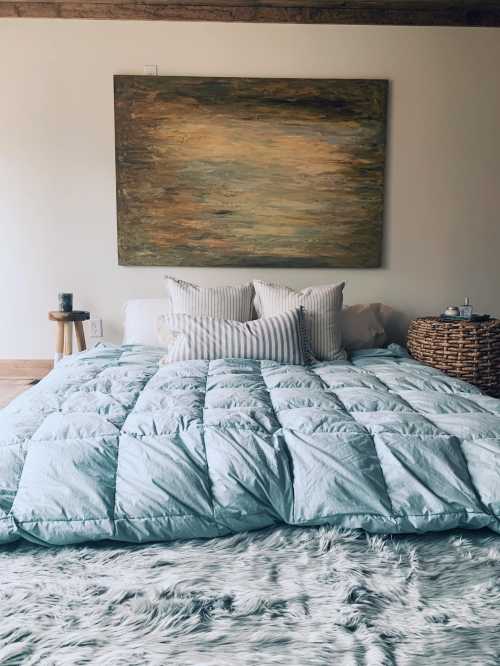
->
[159, 308, 308, 365]
[165, 276, 254, 321]
[253, 280, 345, 361]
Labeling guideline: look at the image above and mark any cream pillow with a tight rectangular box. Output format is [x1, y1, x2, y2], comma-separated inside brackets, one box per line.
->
[341, 303, 388, 351]
[253, 280, 345, 361]
[160, 308, 308, 365]
[165, 276, 254, 321]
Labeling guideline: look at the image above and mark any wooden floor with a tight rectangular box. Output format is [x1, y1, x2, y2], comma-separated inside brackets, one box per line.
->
[0, 378, 34, 409]
[0, 360, 53, 409]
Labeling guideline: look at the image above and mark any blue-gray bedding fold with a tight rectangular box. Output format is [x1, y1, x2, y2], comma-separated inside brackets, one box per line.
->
[1, 344, 499, 546]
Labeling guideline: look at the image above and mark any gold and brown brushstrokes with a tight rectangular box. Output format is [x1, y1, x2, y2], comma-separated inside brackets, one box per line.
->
[114, 76, 388, 267]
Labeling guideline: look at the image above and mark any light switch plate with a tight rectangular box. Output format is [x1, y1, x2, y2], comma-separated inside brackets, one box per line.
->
[90, 318, 103, 338]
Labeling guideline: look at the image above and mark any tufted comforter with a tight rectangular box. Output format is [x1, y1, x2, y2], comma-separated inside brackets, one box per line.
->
[1, 344, 499, 546]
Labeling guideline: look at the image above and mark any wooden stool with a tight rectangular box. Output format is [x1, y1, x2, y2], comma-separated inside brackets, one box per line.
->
[48, 311, 90, 363]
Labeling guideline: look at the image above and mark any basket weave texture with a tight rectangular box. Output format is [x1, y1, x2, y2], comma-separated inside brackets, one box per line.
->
[407, 317, 500, 397]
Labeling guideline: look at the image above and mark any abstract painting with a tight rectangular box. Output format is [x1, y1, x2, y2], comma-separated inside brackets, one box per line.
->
[114, 76, 388, 267]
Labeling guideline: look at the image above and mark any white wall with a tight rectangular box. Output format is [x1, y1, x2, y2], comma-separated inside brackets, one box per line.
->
[1, 20, 499, 358]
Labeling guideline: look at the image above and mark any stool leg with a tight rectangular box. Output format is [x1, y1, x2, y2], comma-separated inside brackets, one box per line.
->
[75, 321, 86, 352]
[55, 321, 64, 364]
[64, 322, 73, 356]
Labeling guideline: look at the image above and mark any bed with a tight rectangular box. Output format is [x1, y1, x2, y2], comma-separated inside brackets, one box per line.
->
[1, 343, 499, 547]
[2, 340, 500, 663]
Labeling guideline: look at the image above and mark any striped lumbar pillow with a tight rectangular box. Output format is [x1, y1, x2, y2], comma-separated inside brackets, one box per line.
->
[159, 308, 308, 365]
[164, 276, 254, 321]
[253, 280, 346, 361]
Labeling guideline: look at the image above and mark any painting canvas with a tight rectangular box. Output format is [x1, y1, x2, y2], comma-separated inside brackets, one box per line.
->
[114, 76, 388, 267]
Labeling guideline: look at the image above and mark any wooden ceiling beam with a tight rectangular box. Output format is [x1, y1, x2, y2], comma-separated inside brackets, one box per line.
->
[1, 0, 499, 25]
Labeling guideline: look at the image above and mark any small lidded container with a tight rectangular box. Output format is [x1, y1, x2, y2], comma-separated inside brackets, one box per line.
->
[58, 292, 73, 313]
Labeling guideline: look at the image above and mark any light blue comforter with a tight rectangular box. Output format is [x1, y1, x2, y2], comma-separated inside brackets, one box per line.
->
[1, 344, 499, 546]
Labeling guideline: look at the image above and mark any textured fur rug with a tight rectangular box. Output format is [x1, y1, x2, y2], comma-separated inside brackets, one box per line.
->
[1, 527, 500, 666]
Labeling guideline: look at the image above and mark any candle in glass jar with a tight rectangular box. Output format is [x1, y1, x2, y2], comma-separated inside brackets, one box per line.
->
[58, 292, 73, 312]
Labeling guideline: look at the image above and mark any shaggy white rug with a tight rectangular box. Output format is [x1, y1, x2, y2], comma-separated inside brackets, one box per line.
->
[1, 527, 500, 666]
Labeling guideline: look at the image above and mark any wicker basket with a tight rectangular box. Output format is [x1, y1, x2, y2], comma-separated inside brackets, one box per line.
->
[407, 317, 500, 397]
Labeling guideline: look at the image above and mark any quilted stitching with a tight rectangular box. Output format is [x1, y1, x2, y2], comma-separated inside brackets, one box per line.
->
[0, 345, 499, 546]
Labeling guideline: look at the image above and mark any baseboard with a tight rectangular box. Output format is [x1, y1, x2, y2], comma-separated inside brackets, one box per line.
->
[0, 359, 53, 379]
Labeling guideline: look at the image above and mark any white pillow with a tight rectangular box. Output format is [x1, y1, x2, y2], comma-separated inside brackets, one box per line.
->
[123, 298, 170, 346]
[253, 280, 345, 361]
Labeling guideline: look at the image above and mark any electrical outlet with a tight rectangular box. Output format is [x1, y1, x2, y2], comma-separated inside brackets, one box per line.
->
[143, 65, 158, 76]
[90, 318, 103, 338]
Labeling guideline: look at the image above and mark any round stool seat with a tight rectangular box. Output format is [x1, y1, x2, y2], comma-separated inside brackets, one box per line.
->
[48, 311, 90, 322]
